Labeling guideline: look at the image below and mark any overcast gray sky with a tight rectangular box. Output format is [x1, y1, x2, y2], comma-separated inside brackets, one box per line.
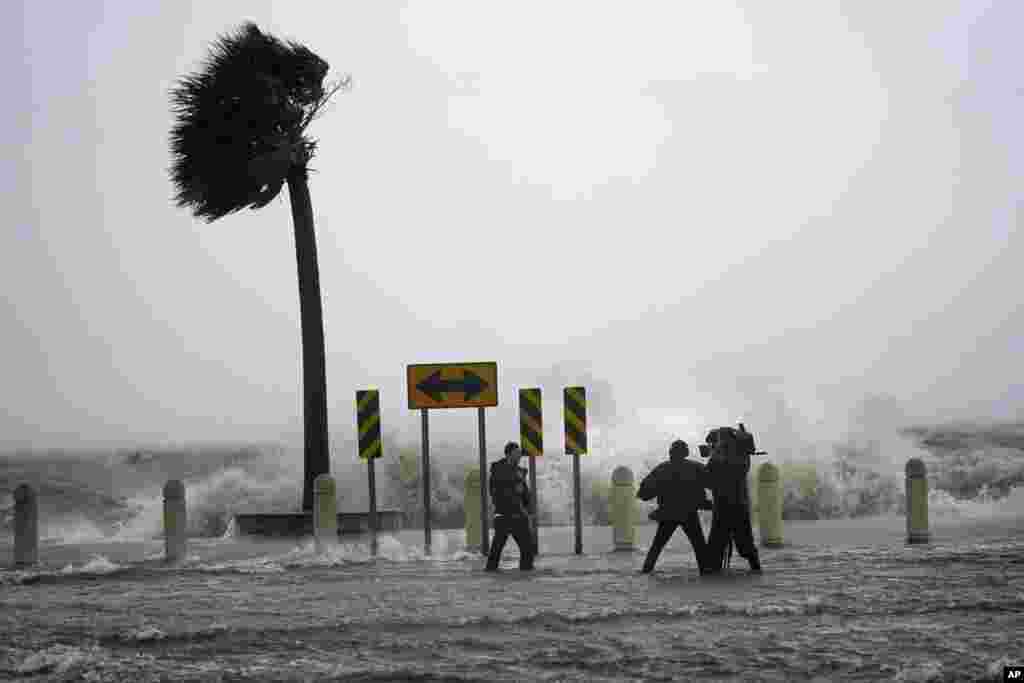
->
[5, 1, 1021, 455]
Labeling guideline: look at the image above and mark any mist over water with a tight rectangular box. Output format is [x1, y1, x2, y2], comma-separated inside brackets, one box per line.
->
[3, 393, 1022, 546]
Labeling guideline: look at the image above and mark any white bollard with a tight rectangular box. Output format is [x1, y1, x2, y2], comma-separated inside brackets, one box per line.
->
[314, 474, 337, 551]
[14, 483, 39, 567]
[905, 458, 930, 544]
[163, 480, 187, 563]
[610, 466, 636, 551]
[757, 462, 784, 548]
[464, 467, 482, 551]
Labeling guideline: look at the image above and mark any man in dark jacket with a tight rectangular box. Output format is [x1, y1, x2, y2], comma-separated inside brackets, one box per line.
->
[704, 426, 761, 573]
[637, 440, 714, 574]
[485, 442, 535, 571]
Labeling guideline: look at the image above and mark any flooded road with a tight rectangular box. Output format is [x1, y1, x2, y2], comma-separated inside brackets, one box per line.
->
[2, 516, 1022, 681]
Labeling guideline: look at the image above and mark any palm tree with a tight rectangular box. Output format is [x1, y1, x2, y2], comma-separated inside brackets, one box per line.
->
[169, 22, 346, 510]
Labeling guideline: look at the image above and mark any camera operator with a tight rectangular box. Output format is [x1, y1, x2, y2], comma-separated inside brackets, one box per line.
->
[703, 424, 762, 574]
[637, 440, 715, 574]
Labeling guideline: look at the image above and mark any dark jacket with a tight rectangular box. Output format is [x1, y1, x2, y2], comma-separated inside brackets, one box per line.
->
[637, 456, 711, 521]
[489, 459, 530, 517]
[705, 450, 751, 505]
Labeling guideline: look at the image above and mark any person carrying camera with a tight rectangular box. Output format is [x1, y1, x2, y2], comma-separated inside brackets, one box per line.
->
[704, 425, 762, 573]
[484, 441, 536, 571]
[637, 440, 715, 574]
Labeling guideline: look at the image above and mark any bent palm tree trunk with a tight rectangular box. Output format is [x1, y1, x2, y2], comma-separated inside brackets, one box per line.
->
[288, 166, 329, 511]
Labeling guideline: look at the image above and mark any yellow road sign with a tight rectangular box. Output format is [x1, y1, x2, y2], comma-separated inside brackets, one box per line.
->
[407, 362, 498, 410]
[564, 386, 587, 455]
[356, 389, 382, 459]
[519, 388, 542, 457]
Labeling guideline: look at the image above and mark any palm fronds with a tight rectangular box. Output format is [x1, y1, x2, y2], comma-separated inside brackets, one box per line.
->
[169, 22, 340, 222]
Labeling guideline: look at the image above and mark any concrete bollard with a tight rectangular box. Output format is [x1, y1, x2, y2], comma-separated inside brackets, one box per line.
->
[163, 480, 187, 563]
[905, 458, 930, 544]
[314, 474, 338, 550]
[14, 483, 39, 567]
[757, 462, 784, 547]
[464, 467, 482, 550]
[610, 466, 636, 551]
[399, 452, 419, 486]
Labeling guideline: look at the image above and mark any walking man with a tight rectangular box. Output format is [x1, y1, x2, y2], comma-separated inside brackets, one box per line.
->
[485, 442, 536, 571]
[704, 425, 762, 573]
[637, 440, 714, 574]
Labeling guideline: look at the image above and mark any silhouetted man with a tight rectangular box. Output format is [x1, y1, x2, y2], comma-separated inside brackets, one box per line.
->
[704, 425, 761, 573]
[637, 440, 714, 574]
[485, 442, 535, 571]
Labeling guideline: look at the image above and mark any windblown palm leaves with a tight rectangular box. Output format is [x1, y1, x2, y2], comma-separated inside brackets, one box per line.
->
[169, 22, 335, 222]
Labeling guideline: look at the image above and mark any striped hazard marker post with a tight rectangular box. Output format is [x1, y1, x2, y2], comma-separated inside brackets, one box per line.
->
[564, 386, 587, 555]
[357, 389, 383, 556]
[519, 388, 542, 556]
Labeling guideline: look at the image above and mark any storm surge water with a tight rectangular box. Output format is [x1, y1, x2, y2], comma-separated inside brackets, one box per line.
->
[0, 445, 302, 544]
[3, 419, 1024, 546]
[2, 520, 1022, 681]
[2, 411, 1024, 548]
[755, 420, 1024, 522]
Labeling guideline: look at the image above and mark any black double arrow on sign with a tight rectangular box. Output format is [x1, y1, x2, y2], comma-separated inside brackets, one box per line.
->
[415, 369, 489, 403]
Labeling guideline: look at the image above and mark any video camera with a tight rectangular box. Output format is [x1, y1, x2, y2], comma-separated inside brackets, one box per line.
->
[698, 423, 765, 458]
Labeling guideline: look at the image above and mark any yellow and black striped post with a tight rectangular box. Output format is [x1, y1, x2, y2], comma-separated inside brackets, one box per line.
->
[519, 388, 542, 555]
[564, 386, 587, 555]
[357, 389, 382, 555]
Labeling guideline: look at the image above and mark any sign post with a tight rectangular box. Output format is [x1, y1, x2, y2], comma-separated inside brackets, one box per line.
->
[407, 362, 499, 557]
[477, 407, 488, 555]
[564, 386, 587, 555]
[356, 389, 382, 556]
[520, 388, 542, 556]
[421, 408, 430, 554]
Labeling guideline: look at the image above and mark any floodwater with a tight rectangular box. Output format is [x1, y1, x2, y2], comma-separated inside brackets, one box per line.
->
[2, 516, 1022, 682]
